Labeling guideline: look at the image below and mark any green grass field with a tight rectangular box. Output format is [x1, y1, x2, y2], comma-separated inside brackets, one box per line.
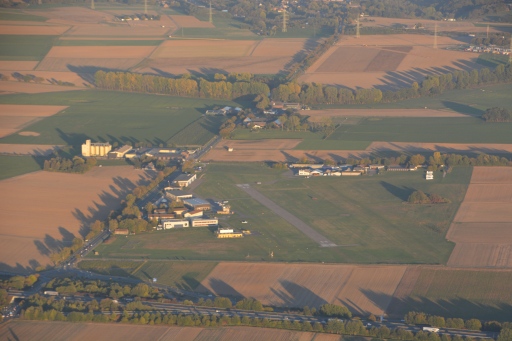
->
[0, 11, 47, 21]
[327, 117, 512, 144]
[167, 116, 225, 146]
[78, 259, 217, 290]
[391, 268, 512, 321]
[0, 90, 237, 146]
[0, 155, 42, 180]
[0, 35, 57, 61]
[476, 53, 510, 68]
[317, 84, 512, 113]
[55, 40, 163, 46]
[92, 163, 470, 264]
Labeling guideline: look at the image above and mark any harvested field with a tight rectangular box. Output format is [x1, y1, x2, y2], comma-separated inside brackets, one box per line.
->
[0, 80, 81, 94]
[447, 223, 512, 244]
[170, 15, 214, 28]
[301, 34, 481, 90]
[447, 244, 512, 267]
[0, 24, 69, 35]
[137, 56, 294, 75]
[366, 142, 512, 154]
[0, 104, 66, 138]
[0, 144, 61, 155]
[447, 167, 512, 268]
[0, 166, 153, 273]
[137, 38, 310, 75]
[198, 262, 406, 315]
[0, 60, 38, 70]
[150, 40, 256, 58]
[306, 108, 468, 118]
[0, 321, 333, 341]
[471, 166, 512, 183]
[36, 57, 143, 72]
[250, 38, 313, 57]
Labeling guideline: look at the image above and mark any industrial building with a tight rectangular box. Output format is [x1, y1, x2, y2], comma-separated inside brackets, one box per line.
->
[108, 145, 132, 158]
[81, 139, 112, 157]
[184, 210, 204, 218]
[191, 218, 218, 227]
[162, 219, 189, 229]
[166, 190, 193, 202]
[183, 198, 211, 211]
[216, 228, 243, 238]
[173, 173, 197, 187]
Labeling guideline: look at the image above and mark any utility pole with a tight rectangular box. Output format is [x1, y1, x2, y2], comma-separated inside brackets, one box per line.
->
[91, 0, 94, 10]
[356, 16, 360, 38]
[487, 24, 489, 39]
[144, 0, 147, 15]
[282, 9, 287, 33]
[433, 23, 437, 49]
[209, 0, 212, 23]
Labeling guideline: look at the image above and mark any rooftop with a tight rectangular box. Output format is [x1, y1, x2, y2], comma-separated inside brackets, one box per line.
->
[183, 198, 210, 206]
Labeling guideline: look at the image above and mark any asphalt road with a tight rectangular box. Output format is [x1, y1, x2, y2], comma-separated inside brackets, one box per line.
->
[236, 183, 337, 247]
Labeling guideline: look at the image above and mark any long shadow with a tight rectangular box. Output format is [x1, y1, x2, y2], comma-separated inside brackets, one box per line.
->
[442, 101, 484, 117]
[197, 278, 244, 299]
[269, 279, 328, 309]
[55, 128, 89, 147]
[67, 65, 132, 85]
[363, 289, 512, 321]
[380, 181, 414, 201]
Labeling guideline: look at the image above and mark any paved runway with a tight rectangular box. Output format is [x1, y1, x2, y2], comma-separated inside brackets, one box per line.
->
[236, 184, 337, 247]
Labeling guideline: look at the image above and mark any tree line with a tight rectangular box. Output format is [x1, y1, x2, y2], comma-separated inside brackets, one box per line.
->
[94, 71, 269, 101]
[482, 107, 512, 122]
[43, 156, 96, 174]
[408, 191, 450, 205]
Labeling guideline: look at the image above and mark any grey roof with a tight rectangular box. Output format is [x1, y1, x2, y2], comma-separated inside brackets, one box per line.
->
[183, 198, 210, 206]
[175, 173, 195, 181]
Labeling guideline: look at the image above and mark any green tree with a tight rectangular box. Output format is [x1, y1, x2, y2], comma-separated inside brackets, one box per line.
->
[498, 328, 512, 341]
[319, 303, 352, 318]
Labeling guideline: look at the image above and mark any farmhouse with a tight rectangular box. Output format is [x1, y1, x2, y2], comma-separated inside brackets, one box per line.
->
[161, 219, 189, 229]
[173, 173, 197, 187]
[81, 139, 112, 157]
[183, 197, 211, 211]
[191, 218, 219, 227]
[146, 148, 187, 161]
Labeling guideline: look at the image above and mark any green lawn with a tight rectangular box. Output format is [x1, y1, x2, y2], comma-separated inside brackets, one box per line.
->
[327, 117, 512, 144]
[93, 163, 470, 264]
[167, 116, 226, 146]
[0, 10, 48, 21]
[0, 90, 236, 146]
[0, 155, 42, 180]
[0, 35, 57, 61]
[78, 259, 217, 290]
[56, 40, 163, 46]
[315, 84, 512, 114]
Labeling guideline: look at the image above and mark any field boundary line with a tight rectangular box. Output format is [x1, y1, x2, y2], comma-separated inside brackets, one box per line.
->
[130, 260, 147, 275]
[247, 40, 263, 56]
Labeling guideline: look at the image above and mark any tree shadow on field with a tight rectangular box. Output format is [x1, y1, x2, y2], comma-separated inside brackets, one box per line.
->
[197, 278, 244, 299]
[380, 181, 414, 201]
[441, 101, 484, 117]
[270, 279, 328, 309]
[365, 289, 512, 321]
[67, 65, 131, 86]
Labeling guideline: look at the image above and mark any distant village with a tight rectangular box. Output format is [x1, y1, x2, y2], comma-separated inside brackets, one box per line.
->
[464, 44, 511, 55]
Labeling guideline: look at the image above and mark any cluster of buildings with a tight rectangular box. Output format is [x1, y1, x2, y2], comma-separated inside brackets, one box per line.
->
[81, 140, 193, 164]
[205, 106, 242, 116]
[464, 45, 511, 55]
[292, 163, 419, 177]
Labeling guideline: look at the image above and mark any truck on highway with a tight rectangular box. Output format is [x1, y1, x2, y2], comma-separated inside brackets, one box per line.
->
[43, 291, 59, 296]
[423, 327, 440, 333]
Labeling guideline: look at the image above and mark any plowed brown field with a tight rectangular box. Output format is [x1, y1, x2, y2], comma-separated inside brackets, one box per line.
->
[0, 321, 339, 341]
[198, 262, 406, 315]
[0, 104, 67, 138]
[29, 7, 115, 24]
[151, 40, 256, 58]
[0, 81, 81, 94]
[300, 34, 480, 89]
[0, 61, 38, 70]
[447, 167, 512, 267]
[46, 46, 155, 58]
[0, 24, 70, 35]
[0, 166, 152, 273]
[170, 15, 214, 28]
